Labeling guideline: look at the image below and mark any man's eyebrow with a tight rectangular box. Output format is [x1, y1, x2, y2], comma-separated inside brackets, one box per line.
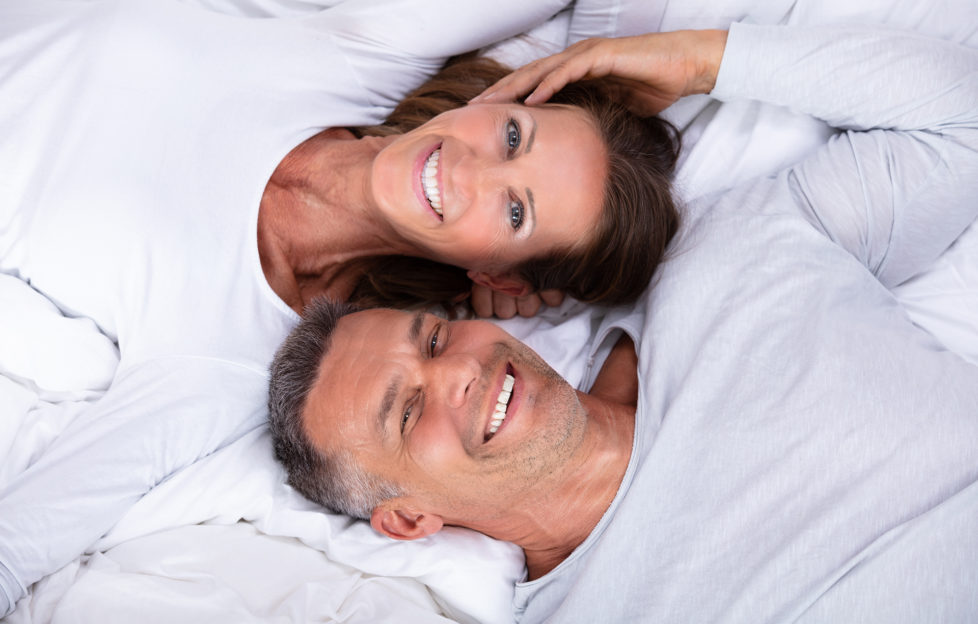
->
[376, 311, 426, 437]
[377, 377, 400, 439]
[408, 310, 425, 343]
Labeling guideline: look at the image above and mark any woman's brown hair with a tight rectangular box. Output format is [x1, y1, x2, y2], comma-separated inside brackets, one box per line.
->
[348, 54, 680, 309]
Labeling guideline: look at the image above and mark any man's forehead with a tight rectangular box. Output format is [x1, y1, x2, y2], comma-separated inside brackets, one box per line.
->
[316, 308, 418, 389]
[304, 308, 422, 446]
[331, 308, 420, 350]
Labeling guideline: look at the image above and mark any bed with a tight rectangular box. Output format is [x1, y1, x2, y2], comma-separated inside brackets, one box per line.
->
[3, 1, 977, 622]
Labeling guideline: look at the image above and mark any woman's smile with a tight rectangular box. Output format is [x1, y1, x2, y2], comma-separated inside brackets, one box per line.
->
[421, 146, 444, 218]
[415, 142, 444, 220]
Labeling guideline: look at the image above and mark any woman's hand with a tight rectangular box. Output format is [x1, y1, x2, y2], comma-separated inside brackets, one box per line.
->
[470, 283, 564, 319]
[473, 29, 728, 115]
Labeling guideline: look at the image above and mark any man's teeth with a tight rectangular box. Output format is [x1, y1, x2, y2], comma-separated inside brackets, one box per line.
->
[488, 374, 515, 436]
[422, 148, 443, 217]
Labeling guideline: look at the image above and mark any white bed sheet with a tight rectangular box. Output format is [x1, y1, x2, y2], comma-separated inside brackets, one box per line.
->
[3, 1, 978, 623]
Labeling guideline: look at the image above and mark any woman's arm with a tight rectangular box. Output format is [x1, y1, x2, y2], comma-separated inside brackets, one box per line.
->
[474, 29, 728, 115]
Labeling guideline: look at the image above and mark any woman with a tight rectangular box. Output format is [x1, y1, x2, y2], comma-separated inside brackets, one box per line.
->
[268, 53, 680, 316]
[0, 1, 680, 614]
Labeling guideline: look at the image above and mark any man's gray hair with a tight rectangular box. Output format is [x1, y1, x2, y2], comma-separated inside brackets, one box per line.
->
[268, 297, 403, 520]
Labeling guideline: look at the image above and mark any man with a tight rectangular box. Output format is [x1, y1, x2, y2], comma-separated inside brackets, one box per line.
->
[272, 288, 978, 622]
[269, 22, 978, 624]
[269, 299, 639, 579]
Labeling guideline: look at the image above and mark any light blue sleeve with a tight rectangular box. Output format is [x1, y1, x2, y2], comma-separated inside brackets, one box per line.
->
[0, 358, 268, 617]
[712, 23, 978, 286]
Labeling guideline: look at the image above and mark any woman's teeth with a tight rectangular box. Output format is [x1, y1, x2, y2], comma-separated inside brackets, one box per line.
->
[422, 148, 443, 217]
[488, 373, 515, 437]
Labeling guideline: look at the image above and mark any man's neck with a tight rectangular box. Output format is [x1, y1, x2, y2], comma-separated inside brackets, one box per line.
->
[519, 392, 636, 579]
[519, 333, 639, 579]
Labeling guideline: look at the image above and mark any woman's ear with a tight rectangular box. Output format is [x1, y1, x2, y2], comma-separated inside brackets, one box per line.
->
[467, 270, 532, 297]
[370, 502, 444, 541]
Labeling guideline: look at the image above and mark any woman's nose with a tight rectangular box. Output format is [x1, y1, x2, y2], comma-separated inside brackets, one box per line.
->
[431, 352, 481, 409]
[451, 152, 506, 210]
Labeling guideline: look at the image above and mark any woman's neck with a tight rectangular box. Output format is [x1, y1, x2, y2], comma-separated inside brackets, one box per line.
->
[257, 128, 406, 312]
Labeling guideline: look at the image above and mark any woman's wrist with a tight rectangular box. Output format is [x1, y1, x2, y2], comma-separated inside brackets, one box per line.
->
[690, 29, 728, 95]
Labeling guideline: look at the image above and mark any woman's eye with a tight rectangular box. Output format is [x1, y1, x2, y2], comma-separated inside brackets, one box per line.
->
[505, 119, 521, 155]
[508, 198, 524, 231]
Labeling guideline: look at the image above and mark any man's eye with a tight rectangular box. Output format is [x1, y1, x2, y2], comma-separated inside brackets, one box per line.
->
[429, 327, 440, 357]
[400, 405, 411, 433]
[508, 198, 524, 231]
[401, 391, 423, 434]
[505, 119, 521, 155]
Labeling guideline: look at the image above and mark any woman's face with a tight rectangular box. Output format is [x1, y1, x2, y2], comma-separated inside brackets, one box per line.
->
[370, 102, 607, 279]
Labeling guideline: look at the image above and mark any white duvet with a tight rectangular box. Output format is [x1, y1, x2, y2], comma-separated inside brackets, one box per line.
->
[3, 0, 977, 623]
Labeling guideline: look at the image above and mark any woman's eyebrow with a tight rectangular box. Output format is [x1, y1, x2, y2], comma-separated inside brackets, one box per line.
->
[521, 113, 538, 238]
[525, 113, 538, 153]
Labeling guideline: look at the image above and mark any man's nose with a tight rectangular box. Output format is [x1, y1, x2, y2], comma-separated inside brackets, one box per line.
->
[431, 352, 481, 409]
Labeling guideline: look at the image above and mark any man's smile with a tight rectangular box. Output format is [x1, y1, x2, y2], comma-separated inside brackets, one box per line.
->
[484, 363, 517, 443]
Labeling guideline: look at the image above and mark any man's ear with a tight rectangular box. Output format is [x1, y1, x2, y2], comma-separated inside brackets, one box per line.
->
[467, 270, 532, 297]
[370, 502, 444, 541]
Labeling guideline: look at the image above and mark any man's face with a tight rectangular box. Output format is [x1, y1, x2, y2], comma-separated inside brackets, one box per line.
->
[303, 308, 587, 527]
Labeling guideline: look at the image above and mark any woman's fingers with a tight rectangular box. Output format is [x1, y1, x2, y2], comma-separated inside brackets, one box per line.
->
[474, 38, 608, 104]
[514, 293, 543, 318]
[475, 30, 727, 112]
[473, 55, 569, 103]
[469, 282, 495, 318]
[474, 36, 663, 107]
[468, 283, 520, 319]
[468, 283, 559, 318]
[539, 289, 565, 308]
[491, 290, 519, 319]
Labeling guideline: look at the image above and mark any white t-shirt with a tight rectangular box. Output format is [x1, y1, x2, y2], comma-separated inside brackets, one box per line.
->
[514, 24, 978, 623]
[0, 0, 569, 615]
